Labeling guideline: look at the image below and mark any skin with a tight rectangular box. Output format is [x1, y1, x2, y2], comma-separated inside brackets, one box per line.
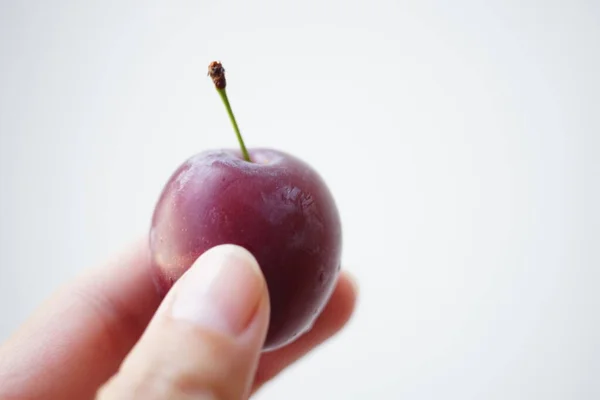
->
[0, 238, 357, 399]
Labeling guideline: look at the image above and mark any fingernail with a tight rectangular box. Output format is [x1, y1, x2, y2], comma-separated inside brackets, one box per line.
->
[170, 244, 265, 336]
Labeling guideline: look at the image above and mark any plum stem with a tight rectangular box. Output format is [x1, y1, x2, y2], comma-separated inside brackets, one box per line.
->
[217, 88, 251, 162]
[208, 61, 251, 162]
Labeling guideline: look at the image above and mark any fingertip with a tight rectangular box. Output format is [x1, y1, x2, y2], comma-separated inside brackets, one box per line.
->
[326, 271, 359, 329]
[169, 244, 268, 337]
[190, 244, 265, 284]
[342, 271, 359, 303]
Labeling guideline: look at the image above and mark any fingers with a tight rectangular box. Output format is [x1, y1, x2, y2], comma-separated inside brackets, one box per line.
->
[0, 237, 358, 400]
[0, 239, 162, 400]
[98, 245, 270, 400]
[252, 272, 358, 394]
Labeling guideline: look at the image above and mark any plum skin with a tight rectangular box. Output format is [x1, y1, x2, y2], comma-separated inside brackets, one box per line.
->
[150, 148, 342, 351]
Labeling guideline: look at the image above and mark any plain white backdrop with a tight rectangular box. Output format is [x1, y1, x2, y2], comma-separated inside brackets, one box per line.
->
[1, 1, 599, 399]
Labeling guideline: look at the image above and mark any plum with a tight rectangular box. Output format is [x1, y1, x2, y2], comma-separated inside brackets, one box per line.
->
[149, 62, 342, 350]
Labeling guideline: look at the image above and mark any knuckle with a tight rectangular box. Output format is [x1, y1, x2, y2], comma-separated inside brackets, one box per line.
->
[99, 324, 244, 399]
[99, 359, 230, 399]
[99, 372, 222, 400]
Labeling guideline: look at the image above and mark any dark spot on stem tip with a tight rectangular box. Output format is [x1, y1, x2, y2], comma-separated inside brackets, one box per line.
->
[208, 61, 226, 89]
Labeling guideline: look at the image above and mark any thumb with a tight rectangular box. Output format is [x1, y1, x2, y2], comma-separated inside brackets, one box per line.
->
[97, 244, 270, 400]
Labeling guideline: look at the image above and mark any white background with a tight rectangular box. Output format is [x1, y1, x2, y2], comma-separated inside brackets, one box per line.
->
[1, 1, 599, 399]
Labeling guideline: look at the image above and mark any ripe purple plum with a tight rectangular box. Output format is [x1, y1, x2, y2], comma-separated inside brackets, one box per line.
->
[149, 62, 342, 350]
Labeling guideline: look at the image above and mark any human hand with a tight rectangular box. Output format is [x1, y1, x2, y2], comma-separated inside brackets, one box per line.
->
[0, 242, 357, 399]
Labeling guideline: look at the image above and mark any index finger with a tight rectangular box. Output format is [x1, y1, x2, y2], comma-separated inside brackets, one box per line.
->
[0, 239, 162, 400]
